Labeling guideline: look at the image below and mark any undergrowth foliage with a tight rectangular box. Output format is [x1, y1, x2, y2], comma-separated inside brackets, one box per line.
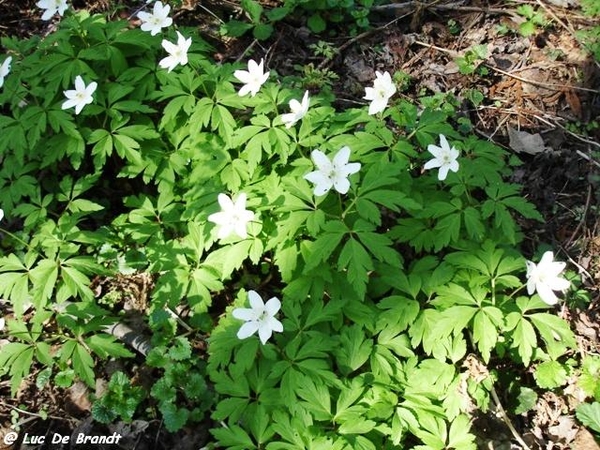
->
[0, 3, 592, 448]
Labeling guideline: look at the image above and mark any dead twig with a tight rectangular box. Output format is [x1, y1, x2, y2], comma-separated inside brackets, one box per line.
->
[489, 386, 532, 450]
[371, 1, 512, 16]
[565, 184, 593, 250]
[535, 0, 578, 43]
[411, 39, 600, 94]
[533, 114, 600, 153]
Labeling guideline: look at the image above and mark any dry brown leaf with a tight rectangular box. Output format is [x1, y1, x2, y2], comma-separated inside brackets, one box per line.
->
[548, 415, 578, 443]
[67, 381, 92, 413]
[507, 126, 547, 155]
[572, 427, 600, 450]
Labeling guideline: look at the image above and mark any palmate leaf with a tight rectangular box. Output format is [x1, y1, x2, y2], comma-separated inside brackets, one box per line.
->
[304, 220, 347, 271]
[377, 296, 420, 335]
[86, 334, 134, 359]
[0, 343, 34, 396]
[354, 220, 402, 267]
[29, 258, 59, 309]
[296, 375, 332, 421]
[214, 397, 250, 422]
[505, 311, 537, 366]
[338, 238, 373, 298]
[528, 312, 576, 359]
[447, 415, 476, 449]
[335, 325, 372, 374]
[472, 307, 503, 362]
[0, 253, 35, 316]
[73, 343, 96, 387]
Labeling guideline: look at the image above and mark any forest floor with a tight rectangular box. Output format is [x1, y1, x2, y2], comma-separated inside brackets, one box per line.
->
[0, 0, 599, 449]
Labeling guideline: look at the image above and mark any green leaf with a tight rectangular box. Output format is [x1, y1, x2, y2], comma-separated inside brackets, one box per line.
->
[0, 343, 34, 396]
[578, 356, 600, 398]
[168, 337, 192, 361]
[377, 296, 420, 334]
[304, 220, 347, 271]
[515, 387, 537, 415]
[472, 307, 502, 362]
[72, 343, 95, 387]
[30, 258, 59, 309]
[241, 0, 263, 22]
[447, 415, 476, 449]
[434, 212, 461, 250]
[534, 360, 567, 389]
[86, 334, 134, 359]
[338, 415, 376, 434]
[92, 400, 117, 424]
[296, 375, 332, 421]
[505, 312, 536, 366]
[335, 325, 372, 374]
[576, 402, 600, 433]
[212, 423, 256, 448]
[55, 369, 75, 388]
[68, 198, 104, 213]
[528, 312, 576, 359]
[338, 238, 373, 298]
[253, 23, 274, 40]
[266, 7, 289, 21]
[160, 403, 190, 432]
[307, 14, 326, 33]
[214, 397, 250, 422]
[519, 21, 536, 37]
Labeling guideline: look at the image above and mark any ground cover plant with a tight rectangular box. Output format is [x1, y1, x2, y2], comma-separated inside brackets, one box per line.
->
[0, 0, 599, 449]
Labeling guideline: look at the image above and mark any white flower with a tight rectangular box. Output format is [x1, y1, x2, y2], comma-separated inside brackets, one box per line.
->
[232, 290, 283, 345]
[159, 31, 192, 72]
[0, 209, 4, 221]
[234, 59, 269, 97]
[138, 1, 172, 36]
[61, 75, 97, 115]
[424, 134, 460, 181]
[36, 0, 68, 21]
[281, 90, 310, 128]
[207, 193, 255, 239]
[0, 56, 11, 89]
[363, 70, 396, 115]
[526, 251, 570, 305]
[304, 146, 361, 196]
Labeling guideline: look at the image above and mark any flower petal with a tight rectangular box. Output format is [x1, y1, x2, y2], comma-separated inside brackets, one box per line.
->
[248, 290, 264, 310]
[536, 283, 559, 305]
[310, 150, 331, 171]
[427, 144, 443, 158]
[257, 324, 273, 345]
[269, 317, 283, 333]
[264, 297, 281, 316]
[217, 193, 234, 211]
[332, 146, 351, 167]
[232, 307, 256, 321]
[438, 164, 450, 181]
[439, 134, 450, 151]
[423, 158, 442, 170]
[237, 321, 259, 340]
[340, 162, 361, 177]
[333, 176, 350, 194]
[547, 277, 570, 292]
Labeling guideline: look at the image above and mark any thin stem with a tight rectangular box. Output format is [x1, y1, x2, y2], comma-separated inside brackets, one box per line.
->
[0, 227, 35, 252]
